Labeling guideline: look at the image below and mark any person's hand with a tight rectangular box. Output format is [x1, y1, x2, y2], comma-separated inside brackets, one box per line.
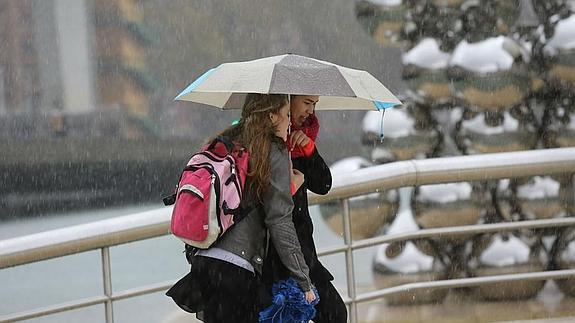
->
[290, 130, 310, 149]
[304, 290, 316, 303]
[291, 168, 305, 191]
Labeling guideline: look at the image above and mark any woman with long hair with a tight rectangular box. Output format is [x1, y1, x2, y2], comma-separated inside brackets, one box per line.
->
[167, 93, 315, 322]
[263, 95, 348, 322]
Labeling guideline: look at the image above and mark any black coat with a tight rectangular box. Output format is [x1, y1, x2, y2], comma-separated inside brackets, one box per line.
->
[263, 147, 333, 285]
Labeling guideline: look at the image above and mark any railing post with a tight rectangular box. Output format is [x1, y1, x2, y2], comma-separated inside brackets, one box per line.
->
[101, 247, 114, 323]
[341, 198, 358, 323]
[571, 174, 574, 212]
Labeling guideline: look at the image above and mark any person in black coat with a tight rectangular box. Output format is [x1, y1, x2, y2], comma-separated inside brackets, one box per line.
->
[263, 95, 348, 323]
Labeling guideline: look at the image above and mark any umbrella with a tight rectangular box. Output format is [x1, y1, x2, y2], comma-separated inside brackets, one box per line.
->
[259, 278, 320, 323]
[175, 54, 401, 110]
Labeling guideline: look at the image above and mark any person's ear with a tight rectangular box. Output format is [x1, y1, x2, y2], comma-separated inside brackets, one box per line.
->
[269, 112, 277, 123]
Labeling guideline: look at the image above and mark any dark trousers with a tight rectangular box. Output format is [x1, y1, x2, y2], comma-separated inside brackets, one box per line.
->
[313, 279, 348, 323]
[192, 256, 262, 323]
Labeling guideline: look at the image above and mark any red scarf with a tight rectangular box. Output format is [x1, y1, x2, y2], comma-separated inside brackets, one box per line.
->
[289, 113, 320, 159]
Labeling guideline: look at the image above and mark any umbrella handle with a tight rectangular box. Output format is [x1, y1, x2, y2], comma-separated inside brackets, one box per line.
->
[379, 109, 385, 142]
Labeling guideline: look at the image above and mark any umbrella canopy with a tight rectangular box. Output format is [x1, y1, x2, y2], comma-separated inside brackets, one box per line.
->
[175, 54, 402, 110]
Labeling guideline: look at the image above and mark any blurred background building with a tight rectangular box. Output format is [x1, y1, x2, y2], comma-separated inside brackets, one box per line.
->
[0, 0, 401, 217]
[0, 0, 155, 138]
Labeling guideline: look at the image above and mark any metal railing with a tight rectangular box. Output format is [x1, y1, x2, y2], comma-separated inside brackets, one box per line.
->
[1, 147, 574, 323]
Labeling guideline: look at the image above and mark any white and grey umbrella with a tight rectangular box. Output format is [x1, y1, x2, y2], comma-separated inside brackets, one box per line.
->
[175, 54, 402, 110]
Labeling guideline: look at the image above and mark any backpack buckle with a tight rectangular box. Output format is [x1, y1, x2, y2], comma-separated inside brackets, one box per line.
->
[162, 193, 177, 206]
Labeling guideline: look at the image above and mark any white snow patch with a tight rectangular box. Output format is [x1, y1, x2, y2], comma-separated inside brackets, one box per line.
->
[517, 176, 560, 200]
[565, 241, 575, 262]
[367, 0, 402, 5]
[569, 114, 575, 131]
[546, 15, 575, 52]
[449, 107, 464, 124]
[403, 38, 451, 69]
[451, 36, 522, 73]
[498, 179, 510, 192]
[363, 109, 417, 138]
[387, 209, 419, 234]
[417, 182, 472, 204]
[371, 146, 395, 162]
[480, 235, 530, 267]
[460, 111, 519, 135]
[374, 210, 433, 273]
[375, 241, 434, 273]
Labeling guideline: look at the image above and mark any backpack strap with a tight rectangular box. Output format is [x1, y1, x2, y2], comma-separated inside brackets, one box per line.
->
[208, 135, 235, 153]
[184, 244, 198, 264]
[221, 200, 257, 224]
[162, 164, 195, 206]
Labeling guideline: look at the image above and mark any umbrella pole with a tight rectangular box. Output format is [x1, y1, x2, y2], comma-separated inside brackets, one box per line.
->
[288, 94, 292, 158]
[288, 94, 292, 137]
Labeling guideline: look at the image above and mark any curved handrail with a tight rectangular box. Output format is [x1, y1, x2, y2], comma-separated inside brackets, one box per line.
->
[309, 147, 575, 204]
[1, 147, 574, 270]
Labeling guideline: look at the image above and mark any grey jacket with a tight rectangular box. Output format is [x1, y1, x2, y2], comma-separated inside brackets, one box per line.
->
[212, 144, 312, 291]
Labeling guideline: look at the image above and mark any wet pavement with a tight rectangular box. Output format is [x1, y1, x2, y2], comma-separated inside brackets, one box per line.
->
[356, 281, 575, 323]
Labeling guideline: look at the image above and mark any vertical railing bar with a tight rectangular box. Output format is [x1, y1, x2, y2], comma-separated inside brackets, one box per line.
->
[101, 247, 114, 323]
[571, 174, 574, 212]
[341, 198, 358, 323]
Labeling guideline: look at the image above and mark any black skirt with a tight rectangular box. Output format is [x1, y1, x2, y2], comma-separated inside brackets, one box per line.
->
[166, 256, 266, 323]
[166, 268, 203, 313]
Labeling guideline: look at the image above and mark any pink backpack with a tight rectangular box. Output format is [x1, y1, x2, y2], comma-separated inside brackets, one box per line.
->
[163, 136, 249, 249]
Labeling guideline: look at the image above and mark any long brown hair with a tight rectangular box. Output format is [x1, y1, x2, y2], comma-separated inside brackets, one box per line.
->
[218, 93, 288, 202]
